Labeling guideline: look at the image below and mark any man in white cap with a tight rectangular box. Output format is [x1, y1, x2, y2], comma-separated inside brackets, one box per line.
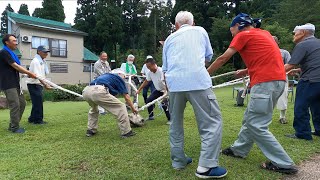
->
[120, 54, 138, 103]
[82, 68, 137, 138]
[284, 23, 320, 140]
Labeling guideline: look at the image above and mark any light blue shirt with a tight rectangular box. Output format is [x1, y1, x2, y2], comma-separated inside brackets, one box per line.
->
[162, 24, 214, 92]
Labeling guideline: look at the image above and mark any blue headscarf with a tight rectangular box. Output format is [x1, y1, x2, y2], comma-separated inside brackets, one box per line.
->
[230, 13, 262, 30]
[3, 45, 20, 65]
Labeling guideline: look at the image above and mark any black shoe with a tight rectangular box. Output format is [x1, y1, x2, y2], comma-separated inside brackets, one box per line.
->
[222, 147, 243, 158]
[33, 121, 48, 125]
[121, 130, 136, 138]
[312, 131, 320, 137]
[86, 130, 96, 137]
[285, 134, 312, 140]
[11, 128, 25, 134]
[279, 118, 288, 124]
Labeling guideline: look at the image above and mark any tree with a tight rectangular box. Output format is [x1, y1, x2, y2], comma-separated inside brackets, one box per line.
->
[18, 4, 30, 16]
[32, 0, 65, 22]
[272, 0, 320, 36]
[1, 4, 14, 35]
[95, 0, 124, 60]
[73, 0, 98, 53]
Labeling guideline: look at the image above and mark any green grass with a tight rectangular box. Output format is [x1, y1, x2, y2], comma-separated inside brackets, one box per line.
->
[0, 86, 319, 179]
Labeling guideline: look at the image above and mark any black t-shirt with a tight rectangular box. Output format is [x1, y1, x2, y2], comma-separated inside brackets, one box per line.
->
[0, 49, 20, 90]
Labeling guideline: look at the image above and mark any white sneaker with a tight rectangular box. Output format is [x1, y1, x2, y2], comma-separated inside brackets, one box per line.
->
[166, 121, 172, 125]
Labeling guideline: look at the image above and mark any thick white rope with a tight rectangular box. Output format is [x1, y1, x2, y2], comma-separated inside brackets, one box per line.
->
[36, 76, 83, 98]
[211, 71, 236, 79]
[138, 91, 168, 111]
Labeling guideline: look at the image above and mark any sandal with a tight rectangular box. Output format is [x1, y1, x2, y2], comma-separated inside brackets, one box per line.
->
[261, 161, 298, 174]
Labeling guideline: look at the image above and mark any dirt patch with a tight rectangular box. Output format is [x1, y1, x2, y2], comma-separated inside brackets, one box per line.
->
[283, 154, 320, 180]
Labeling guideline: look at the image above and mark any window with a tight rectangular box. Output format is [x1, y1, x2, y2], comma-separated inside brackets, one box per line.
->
[50, 39, 67, 57]
[50, 63, 68, 73]
[83, 64, 92, 72]
[32, 37, 49, 48]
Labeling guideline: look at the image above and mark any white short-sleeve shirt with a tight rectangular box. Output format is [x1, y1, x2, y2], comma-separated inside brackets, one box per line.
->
[146, 67, 165, 91]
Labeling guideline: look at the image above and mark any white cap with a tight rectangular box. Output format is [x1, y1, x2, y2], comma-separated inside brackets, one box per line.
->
[293, 23, 315, 33]
[127, 54, 135, 59]
[111, 68, 126, 76]
[146, 55, 153, 59]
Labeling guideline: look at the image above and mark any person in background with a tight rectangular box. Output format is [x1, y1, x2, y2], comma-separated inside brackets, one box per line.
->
[26, 45, 52, 124]
[273, 36, 291, 124]
[120, 54, 138, 103]
[93, 51, 112, 115]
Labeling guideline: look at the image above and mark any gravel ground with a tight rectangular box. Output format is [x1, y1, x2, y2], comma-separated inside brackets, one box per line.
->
[283, 154, 320, 180]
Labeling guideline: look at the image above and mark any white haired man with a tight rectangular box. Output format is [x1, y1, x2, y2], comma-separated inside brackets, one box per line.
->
[284, 23, 320, 140]
[163, 11, 227, 178]
[82, 69, 137, 138]
[120, 54, 138, 103]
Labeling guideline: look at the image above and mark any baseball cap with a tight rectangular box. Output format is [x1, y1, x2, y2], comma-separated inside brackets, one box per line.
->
[37, 45, 50, 53]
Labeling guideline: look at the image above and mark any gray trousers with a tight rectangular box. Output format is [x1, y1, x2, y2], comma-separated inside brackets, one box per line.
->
[4, 88, 26, 131]
[169, 88, 222, 169]
[230, 81, 294, 168]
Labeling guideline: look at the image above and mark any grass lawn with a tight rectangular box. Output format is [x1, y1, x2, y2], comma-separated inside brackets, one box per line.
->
[0, 86, 319, 179]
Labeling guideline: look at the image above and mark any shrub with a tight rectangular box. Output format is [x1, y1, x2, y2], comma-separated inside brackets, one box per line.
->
[49, 84, 86, 102]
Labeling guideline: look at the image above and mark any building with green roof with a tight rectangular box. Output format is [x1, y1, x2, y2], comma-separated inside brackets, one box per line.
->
[6, 11, 99, 86]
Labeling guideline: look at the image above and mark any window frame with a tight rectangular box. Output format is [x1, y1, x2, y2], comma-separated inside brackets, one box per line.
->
[49, 38, 68, 58]
[31, 36, 49, 49]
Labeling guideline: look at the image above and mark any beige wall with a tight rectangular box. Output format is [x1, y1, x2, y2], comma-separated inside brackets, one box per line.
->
[13, 24, 92, 85]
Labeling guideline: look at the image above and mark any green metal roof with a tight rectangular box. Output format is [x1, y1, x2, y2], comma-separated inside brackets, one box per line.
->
[0, 36, 22, 57]
[83, 47, 98, 61]
[7, 11, 87, 36]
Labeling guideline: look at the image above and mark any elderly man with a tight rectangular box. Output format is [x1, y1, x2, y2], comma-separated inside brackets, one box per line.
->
[273, 36, 291, 124]
[284, 23, 320, 140]
[93, 51, 112, 115]
[136, 56, 170, 123]
[207, 13, 297, 174]
[82, 69, 137, 138]
[26, 46, 52, 124]
[163, 11, 227, 178]
[93, 51, 111, 79]
[120, 54, 138, 103]
[0, 34, 37, 133]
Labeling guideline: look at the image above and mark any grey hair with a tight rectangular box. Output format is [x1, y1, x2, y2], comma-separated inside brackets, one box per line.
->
[175, 11, 194, 26]
[305, 29, 315, 36]
[127, 54, 135, 59]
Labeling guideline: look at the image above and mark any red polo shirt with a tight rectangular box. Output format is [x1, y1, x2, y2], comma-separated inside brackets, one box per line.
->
[229, 28, 286, 87]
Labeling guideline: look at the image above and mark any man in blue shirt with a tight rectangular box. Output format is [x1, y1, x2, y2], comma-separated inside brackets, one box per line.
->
[82, 69, 137, 138]
[162, 11, 227, 178]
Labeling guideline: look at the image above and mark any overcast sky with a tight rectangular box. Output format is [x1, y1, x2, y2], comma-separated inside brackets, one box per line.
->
[0, 0, 175, 26]
[0, 0, 81, 25]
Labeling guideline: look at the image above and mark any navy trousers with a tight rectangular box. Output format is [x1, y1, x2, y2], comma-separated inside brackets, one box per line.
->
[293, 80, 320, 140]
[27, 84, 44, 123]
[143, 81, 155, 103]
[146, 90, 170, 121]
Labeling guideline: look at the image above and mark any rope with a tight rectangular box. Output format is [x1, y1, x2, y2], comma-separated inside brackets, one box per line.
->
[37, 76, 83, 98]
[211, 71, 236, 79]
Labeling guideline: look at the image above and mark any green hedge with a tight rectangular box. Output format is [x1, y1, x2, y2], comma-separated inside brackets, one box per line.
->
[24, 84, 86, 102]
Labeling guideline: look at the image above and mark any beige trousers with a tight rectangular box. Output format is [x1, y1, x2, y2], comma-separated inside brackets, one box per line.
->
[82, 85, 131, 135]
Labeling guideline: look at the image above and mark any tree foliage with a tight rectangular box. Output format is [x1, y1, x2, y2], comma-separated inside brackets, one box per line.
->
[18, 4, 30, 16]
[1, 4, 14, 35]
[32, 0, 65, 22]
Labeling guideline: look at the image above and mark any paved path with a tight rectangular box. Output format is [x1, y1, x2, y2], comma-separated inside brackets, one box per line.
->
[283, 154, 320, 180]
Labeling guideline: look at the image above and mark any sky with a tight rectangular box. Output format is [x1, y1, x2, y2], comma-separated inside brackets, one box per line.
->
[0, 0, 78, 25]
[0, 0, 175, 26]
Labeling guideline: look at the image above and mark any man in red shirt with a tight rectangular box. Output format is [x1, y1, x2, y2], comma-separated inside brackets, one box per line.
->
[207, 13, 297, 174]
